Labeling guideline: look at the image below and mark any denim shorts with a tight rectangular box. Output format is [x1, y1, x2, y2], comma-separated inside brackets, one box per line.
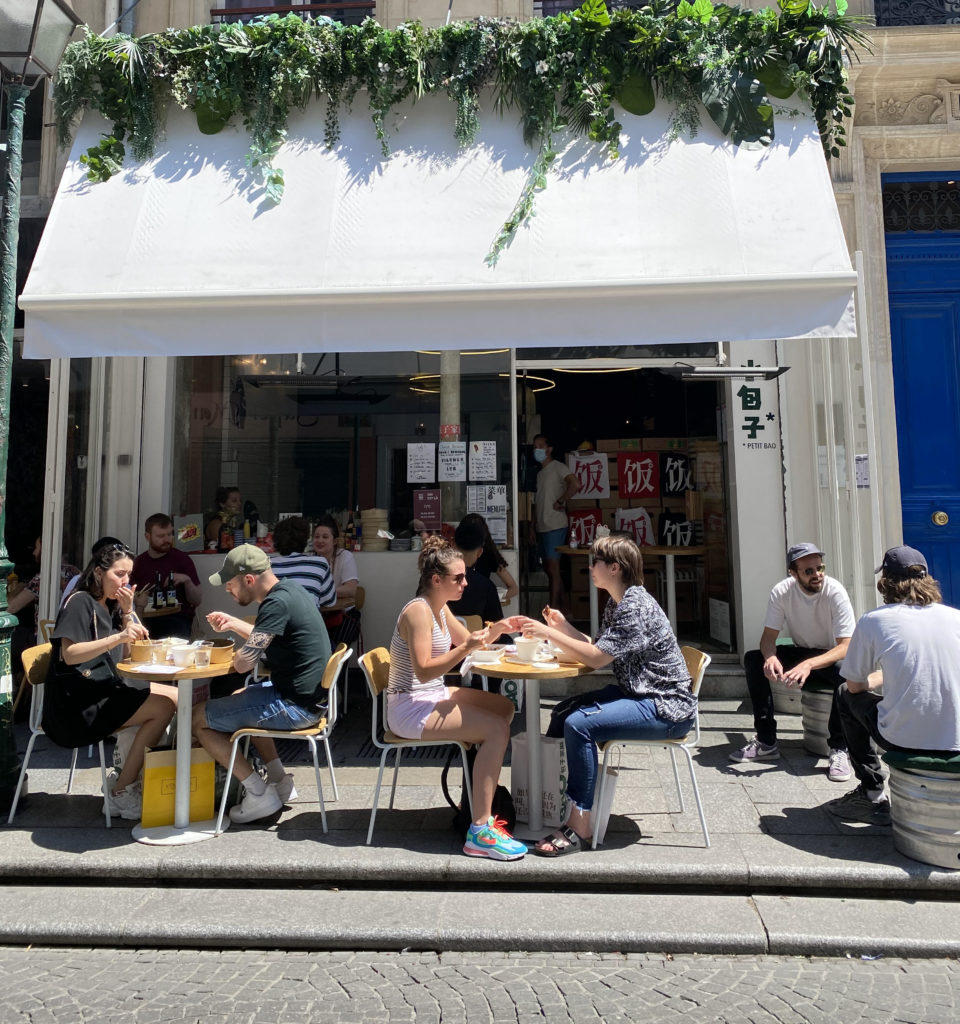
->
[537, 526, 568, 562]
[203, 683, 321, 733]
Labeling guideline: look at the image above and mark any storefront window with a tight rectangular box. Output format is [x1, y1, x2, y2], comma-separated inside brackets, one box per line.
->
[171, 349, 513, 546]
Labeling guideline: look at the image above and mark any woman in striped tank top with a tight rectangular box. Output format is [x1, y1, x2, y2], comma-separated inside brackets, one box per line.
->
[387, 537, 527, 860]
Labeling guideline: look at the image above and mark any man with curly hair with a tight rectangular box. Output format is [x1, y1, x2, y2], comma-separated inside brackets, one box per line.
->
[826, 545, 960, 826]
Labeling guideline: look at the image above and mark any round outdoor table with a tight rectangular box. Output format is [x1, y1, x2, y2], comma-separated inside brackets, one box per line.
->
[117, 658, 233, 846]
[473, 654, 593, 839]
[141, 603, 183, 619]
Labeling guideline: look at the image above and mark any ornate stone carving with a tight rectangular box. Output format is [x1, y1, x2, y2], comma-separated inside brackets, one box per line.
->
[876, 93, 945, 125]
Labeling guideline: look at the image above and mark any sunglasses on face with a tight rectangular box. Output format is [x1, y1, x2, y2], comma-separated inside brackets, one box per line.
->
[444, 572, 467, 584]
[796, 565, 826, 577]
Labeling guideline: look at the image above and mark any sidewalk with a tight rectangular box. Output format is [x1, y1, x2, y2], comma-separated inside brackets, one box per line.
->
[3, 695, 960, 955]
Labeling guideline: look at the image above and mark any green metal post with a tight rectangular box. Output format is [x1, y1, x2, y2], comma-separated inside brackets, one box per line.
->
[0, 82, 30, 808]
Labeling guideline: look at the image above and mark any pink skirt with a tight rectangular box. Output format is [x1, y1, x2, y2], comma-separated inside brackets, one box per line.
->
[386, 687, 452, 739]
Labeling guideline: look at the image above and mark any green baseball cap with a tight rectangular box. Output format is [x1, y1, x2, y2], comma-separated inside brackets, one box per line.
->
[209, 544, 270, 585]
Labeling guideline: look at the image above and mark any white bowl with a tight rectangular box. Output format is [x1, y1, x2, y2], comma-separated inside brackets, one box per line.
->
[170, 647, 196, 668]
[472, 648, 502, 664]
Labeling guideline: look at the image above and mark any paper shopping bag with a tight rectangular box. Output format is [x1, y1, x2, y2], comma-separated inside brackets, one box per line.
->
[510, 732, 568, 828]
[141, 746, 215, 828]
[592, 764, 619, 845]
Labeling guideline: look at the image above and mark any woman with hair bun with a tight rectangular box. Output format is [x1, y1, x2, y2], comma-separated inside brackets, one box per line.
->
[514, 534, 696, 856]
[386, 537, 526, 860]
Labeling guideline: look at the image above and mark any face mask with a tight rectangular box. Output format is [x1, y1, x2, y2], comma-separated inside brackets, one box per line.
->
[533, 448, 547, 463]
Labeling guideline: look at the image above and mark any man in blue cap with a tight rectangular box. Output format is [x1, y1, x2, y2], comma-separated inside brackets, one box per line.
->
[826, 545, 960, 825]
[730, 541, 856, 780]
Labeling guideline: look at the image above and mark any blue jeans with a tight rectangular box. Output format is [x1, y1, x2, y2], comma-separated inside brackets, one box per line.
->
[204, 683, 321, 733]
[564, 684, 694, 812]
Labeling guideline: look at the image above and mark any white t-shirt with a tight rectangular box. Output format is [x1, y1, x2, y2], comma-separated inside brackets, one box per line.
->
[841, 602, 960, 751]
[535, 459, 572, 533]
[763, 575, 855, 650]
[332, 548, 359, 589]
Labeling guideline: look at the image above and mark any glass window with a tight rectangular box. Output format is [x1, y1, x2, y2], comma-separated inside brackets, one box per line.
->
[171, 349, 513, 544]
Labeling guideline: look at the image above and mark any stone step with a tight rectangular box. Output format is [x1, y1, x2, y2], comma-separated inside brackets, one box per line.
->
[1, 884, 958, 957]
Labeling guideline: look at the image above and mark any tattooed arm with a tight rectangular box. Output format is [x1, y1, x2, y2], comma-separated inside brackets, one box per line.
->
[233, 630, 275, 674]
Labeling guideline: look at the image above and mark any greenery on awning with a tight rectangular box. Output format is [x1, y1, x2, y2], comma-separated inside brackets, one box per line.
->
[54, 0, 867, 263]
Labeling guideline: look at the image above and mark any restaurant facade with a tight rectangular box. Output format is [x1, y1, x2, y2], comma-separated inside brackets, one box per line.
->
[10, 1, 960, 656]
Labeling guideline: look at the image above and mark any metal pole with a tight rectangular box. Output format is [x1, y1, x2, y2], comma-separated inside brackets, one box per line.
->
[0, 82, 30, 807]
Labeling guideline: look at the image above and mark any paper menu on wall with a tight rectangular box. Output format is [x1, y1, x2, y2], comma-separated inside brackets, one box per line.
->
[438, 441, 466, 481]
[468, 441, 496, 481]
[407, 443, 435, 483]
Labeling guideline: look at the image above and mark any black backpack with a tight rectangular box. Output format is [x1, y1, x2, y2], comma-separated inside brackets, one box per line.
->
[440, 745, 517, 834]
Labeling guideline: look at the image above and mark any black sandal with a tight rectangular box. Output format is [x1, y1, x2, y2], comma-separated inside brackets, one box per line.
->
[533, 825, 588, 857]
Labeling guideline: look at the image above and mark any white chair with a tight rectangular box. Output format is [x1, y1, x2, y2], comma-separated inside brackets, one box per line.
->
[591, 646, 712, 849]
[7, 643, 113, 827]
[214, 643, 353, 835]
[359, 647, 473, 845]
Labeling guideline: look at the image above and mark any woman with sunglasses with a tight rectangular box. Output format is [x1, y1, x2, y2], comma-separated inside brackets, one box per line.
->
[386, 536, 526, 860]
[514, 534, 696, 856]
[42, 543, 177, 821]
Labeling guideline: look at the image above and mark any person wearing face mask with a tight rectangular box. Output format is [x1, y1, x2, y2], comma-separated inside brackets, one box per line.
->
[42, 543, 177, 820]
[530, 433, 579, 612]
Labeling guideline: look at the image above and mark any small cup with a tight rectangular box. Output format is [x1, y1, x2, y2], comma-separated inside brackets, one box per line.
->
[170, 646, 196, 668]
[514, 637, 541, 663]
[194, 648, 212, 669]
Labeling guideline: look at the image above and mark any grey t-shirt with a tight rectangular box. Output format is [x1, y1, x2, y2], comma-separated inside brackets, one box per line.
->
[841, 601, 960, 751]
[594, 586, 696, 723]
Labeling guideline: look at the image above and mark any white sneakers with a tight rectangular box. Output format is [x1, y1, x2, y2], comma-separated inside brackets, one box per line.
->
[276, 773, 298, 804]
[228, 783, 283, 824]
[827, 748, 852, 782]
[102, 774, 142, 820]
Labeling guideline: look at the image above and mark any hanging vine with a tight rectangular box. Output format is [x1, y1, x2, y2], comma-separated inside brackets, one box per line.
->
[54, 0, 867, 262]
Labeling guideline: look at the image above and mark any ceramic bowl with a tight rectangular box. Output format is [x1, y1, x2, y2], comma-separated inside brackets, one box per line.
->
[472, 647, 502, 664]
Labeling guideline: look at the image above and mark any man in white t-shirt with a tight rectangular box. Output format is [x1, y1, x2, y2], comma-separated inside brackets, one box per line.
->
[531, 433, 579, 612]
[730, 542, 856, 781]
[825, 545, 960, 826]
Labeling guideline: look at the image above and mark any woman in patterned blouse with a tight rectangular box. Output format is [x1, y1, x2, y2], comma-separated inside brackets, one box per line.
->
[515, 534, 696, 856]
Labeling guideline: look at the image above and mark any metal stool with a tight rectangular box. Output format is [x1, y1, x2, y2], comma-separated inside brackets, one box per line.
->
[800, 686, 833, 756]
[883, 751, 960, 871]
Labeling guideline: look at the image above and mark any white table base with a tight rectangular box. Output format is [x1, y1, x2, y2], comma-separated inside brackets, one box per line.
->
[511, 676, 545, 841]
[133, 674, 223, 846]
[132, 816, 228, 845]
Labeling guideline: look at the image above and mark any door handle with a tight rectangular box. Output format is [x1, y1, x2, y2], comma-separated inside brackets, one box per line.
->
[932, 511, 949, 527]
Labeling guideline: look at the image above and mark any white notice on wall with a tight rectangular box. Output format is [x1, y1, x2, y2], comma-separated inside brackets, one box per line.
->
[407, 443, 435, 484]
[487, 516, 508, 545]
[438, 441, 466, 481]
[468, 440, 497, 481]
[484, 484, 507, 516]
[709, 598, 731, 646]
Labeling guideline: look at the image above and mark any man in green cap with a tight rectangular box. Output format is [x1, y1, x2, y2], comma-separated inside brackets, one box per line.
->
[193, 544, 332, 824]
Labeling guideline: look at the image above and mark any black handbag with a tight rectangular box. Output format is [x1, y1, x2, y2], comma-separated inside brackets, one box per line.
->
[440, 745, 517, 834]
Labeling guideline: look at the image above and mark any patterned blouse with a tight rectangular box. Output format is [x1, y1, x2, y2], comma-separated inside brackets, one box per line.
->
[594, 585, 696, 723]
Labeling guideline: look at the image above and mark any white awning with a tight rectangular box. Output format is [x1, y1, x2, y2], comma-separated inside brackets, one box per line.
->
[21, 92, 856, 359]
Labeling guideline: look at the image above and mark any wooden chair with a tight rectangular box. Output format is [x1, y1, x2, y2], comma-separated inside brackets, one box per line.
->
[214, 644, 352, 835]
[591, 646, 712, 849]
[7, 643, 114, 827]
[38, 619, 55, 642]
[359, 647, 473, 845]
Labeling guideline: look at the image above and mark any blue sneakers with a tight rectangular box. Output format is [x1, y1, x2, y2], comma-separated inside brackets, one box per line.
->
[463, 816, 527, 860]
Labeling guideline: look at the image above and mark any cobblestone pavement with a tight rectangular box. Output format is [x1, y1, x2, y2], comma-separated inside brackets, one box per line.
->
[1, 948, 959, 1024]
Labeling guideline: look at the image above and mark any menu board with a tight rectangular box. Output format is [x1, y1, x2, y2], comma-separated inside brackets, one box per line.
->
[467, 485, 507, 543]
[438, 441, 466, 481]
[468, 441, 497, 481]
[407, 443, 435, 483]
[413, 489, 442, 531]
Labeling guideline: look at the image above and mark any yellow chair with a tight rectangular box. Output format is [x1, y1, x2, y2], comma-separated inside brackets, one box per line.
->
[359, 648, 474, 845]
[214, 644, 353, 835]
[38, 619, 55, 642]
[7, 643, 114, 827]
[591, 646, 712, 849]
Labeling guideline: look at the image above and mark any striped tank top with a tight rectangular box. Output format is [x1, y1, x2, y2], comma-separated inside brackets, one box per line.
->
[386, 597, 450, 695]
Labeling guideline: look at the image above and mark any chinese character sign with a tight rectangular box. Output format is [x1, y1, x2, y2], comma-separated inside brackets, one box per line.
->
[615, 507, 654, 546]
[617, 452, 659, 499]
[658, 512, 693, 546]
[569, 509, 603, 547]
[567, 453, 610, 499]
[660, 453, 692, 496]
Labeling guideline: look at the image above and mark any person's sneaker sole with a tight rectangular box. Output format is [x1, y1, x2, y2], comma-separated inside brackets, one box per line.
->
[729, 748, 780, 763]
[828, 766, 852, 782]
[462, 844, 526, 861]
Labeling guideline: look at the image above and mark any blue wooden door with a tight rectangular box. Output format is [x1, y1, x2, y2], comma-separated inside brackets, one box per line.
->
[885, 229, 960, 605]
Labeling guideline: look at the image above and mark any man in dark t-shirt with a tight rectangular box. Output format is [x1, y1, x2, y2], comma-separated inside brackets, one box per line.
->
[193, 544, 332, 825]
[130, 513, 202, 639]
